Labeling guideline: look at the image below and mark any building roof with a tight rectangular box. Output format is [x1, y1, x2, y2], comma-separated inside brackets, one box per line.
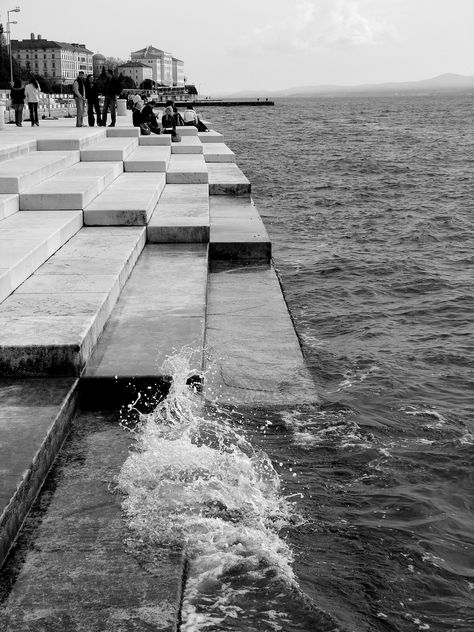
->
[171, 57, 183, 63]
[131, 45, 166, 58]
[11, 39, 94, 54]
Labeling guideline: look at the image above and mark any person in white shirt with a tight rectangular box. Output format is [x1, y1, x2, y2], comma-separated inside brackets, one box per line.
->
[24, 78, 41, 127]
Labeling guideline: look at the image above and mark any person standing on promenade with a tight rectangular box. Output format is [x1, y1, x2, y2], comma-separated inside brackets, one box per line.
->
[85, 74, 102, 127]
[10, 78, 25, 127]
[24, 78, 40, 127]
[72, 71, 87, 127]
[101, 69, 122, 127]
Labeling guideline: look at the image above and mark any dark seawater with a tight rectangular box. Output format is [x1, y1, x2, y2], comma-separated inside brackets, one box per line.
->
[198, 95, 474, 631]
[121, 95, 474, 632]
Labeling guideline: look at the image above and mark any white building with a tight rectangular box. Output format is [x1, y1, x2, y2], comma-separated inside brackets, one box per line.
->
[172, 57, 184, 87]
[117, 61, 153, 86]
[11, 33, 93, 84]
[130, 45, 182, 87]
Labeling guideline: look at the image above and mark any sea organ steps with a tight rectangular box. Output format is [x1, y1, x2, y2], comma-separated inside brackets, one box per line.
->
[0, 117, 316, 629]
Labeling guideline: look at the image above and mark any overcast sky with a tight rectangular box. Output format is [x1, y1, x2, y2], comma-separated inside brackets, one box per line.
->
[4, 0, 473, 94]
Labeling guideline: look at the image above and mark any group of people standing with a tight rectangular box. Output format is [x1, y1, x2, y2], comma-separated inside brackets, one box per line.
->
[10, 77, 41, 127]
[72, 70, 122, 128]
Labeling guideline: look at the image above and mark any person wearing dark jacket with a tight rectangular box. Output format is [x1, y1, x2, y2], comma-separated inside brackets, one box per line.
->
[10, 78, 25, 126]
[85, 75, 102, 127]
[101, 70, 122, 127]
[72, 71, 86, 127]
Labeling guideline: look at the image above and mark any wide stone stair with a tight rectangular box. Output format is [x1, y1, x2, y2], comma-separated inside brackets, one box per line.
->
[0, 116, 315, 631]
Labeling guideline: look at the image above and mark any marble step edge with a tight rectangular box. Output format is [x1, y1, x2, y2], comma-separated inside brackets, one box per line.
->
[0, 151, 81, 194]
[0, 378, 79, 569]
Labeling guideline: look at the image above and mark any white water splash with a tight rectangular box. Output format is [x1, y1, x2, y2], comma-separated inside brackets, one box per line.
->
[117, 349, 300, 629]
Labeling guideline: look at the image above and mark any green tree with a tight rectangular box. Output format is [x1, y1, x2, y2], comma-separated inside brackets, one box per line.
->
[118, 73, 136, 89]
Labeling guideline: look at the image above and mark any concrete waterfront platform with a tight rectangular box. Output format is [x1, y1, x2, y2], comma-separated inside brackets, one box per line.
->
[0, 210, 82, 303]
[19, 161, 123, 210]
[0, 227, 145, 376]
[84, 173, 166, 226]
[166, 154, 208, 184]
[80, 137, 138, 162]
[204, 264, 318, 406]
[208, 162, 251, 195]
[124, 145, 171, 172]
[210, 196, 271, 262]
[0, 410, 184, 632]
[203, 143, 235, 163]
[0, 378, 78, 567]
[139, 135, 172, 146]
[83, 244, 207, 388]
[198, 130, 224, 143]
[0, 194, 19, 220]
[147, 184, 209, 243]
[170, 136, 203, 154]
[0, 150, 80, 194]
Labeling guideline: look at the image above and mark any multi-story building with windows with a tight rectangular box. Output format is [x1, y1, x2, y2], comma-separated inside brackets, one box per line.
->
[130, 45, 184, 87]
[117, 61, 152, 86]
[11, 33, 93, 84]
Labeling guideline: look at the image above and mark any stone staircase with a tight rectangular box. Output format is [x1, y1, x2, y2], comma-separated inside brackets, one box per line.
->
[0, 115, 316, 629]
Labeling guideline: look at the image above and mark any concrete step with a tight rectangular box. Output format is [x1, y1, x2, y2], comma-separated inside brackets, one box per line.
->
[0, 210, 83, 304]
[36, 128, 106, 151]
[80, 137, 138, 162]
[209, 196, 271, 262]
[138, 135, 172, 146]
[84, 173, 166, 226]
[166, 154, 208, 184]
[204, 264, 318, 406]
[147, 184, 209, 243]
[176, 125, 198, 136]
[0, 150, 80, 194]
[19, 162, 123, 210]
[106, 127, 140, 138]
[0, 378, 78, 568]
[0, 409, 184, 631]
[171, 136, 203, 154]
[0, 194, 19, 221]
[203, 143, 235, 163]
[0, 137, 36, 163]
[208, 163, 251, 195]
[198, 130, 224, 143]
[0, 226, 146, 376]
[123, 146, 170, 172]
[83, 244, 207, 396]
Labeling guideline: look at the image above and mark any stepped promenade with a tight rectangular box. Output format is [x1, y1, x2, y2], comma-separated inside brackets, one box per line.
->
[0, 111, 315, 630]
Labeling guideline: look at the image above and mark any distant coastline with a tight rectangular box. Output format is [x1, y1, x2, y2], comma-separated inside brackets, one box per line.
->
[215, 73, 474, 99]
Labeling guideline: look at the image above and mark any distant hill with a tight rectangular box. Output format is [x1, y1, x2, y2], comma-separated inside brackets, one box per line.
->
[216, 74, 474, 98]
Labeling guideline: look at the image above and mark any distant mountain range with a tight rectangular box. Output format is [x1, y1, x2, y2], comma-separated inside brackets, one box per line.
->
[217, 73, 474, 98]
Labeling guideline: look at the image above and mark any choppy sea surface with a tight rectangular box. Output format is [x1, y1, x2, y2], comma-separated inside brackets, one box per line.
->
[121, 95, 474, 631]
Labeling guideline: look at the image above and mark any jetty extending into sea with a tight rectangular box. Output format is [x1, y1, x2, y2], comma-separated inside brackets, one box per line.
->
[0, 109, 314, 629]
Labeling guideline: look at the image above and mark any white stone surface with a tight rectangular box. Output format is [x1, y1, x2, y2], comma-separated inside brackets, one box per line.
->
[0, 210, 82, 303]
[166, 154, 208, 184]
[84, 173, 166, 225]
[0, 151, 80, 194]
[203, 143, 235, 163]
[106, 127, 140, 138]
[175, 126, 198, 137]
[171, 136, 203, 155]
[208, 163, 251, 195]
[80, 137, 138, 162]
[20, 162, 123, 210]
[0, 226, 146, 375]
[123, 146, 170, 172]
[37, 128, 106, 150]
[138, 135, 172, 146]
[148, 184, 209, 243]
[0, 193, 19, 220]
[198, 130, 224, 143]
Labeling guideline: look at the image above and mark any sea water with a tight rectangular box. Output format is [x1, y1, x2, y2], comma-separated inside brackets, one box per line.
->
[119, 95, 474, 631]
